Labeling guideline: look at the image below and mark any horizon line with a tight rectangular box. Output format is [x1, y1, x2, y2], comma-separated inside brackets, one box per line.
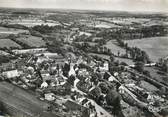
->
[0, 6, 167, 14]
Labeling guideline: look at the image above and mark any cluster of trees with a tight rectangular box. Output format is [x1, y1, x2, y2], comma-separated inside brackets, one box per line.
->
[1, 24, 28, 30]
[46, 39, 66, 56]
[32, 25, 55, 34]
[134, 62, 145, 73]
[96, 29, 116, 40]
[94, 38, 107, 46]
[29, 29, 42, 37]
[32, 24, 65, 34]
[74, 35, 90, 42]
[128, 47, 150, 63]
[157, 58, 168, 73]
[96, 25, 167, 40]
[74, 35, 107, 46]
[8, 34, 32, 49]
[73, 42, 111, 55]
[0, 55, 17, 65]
[139, 25, 168, 38]
[116, 38, 150, 63]
[0, 55, 10, 65]
[0, 46, 20, 51]
[108, 55, 126, 74]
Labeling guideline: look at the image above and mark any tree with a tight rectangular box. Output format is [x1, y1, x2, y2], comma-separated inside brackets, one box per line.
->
[67, 75, 75, 86]
[47, 39, 66, 55]
[110, 54, 115, 62]
[63, 82, 71, 95]
[118, 51, 120, 57]
[143, 70, 151, 77]
[105, 90, 123, 116]
[162, 61, 168, 73]
[98, 82, 109, 94]
[63, 62, 70, 77]
[0, 55, 10, 65]
[134, 62, 144, 73]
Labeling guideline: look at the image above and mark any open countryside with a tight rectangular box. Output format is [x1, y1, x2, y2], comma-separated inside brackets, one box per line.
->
[125, 36, 168, 62]
[0, 39, 22, 49]
[0, 27, 28, 34]
[15, 36, 46, 48]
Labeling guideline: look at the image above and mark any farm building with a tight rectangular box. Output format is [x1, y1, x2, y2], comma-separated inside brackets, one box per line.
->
[12, 48, 47, 54]
[2, 69, 21, 78]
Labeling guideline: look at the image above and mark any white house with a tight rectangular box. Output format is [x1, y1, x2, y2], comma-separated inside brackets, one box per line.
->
[2, 70, 20, 78]
[99, 61, 109, 72]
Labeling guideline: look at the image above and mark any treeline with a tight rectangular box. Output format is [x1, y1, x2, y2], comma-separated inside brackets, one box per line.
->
[157, 58, 168, 73]
[73, 42, 112, 55]
[0, 55, 17, 65]
[0, 55, 10, 65]
[116, 38, 150, 63]
[0, 24, 28, 30]
[8, 34, 32, 49]
[32, 25, 64, 34]
[97, 25, 168, 40]
[32, 25, 54, 34]
[46, 39, 66, 56]
[74, 35, 107, 46]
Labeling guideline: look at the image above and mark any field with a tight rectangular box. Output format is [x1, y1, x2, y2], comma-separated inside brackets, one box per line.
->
[103, 40, 136, 65]
[104, 40, 125, 55]
[144, 66, 168, 86]
[0, 26, 28, 35]
[95, 22, 121, 28]
[0, 39, 22, 49]
[16, 36, 46, 47]
[9, 19, 61, 27]
[115, 57, 134, 65]
[124, 36, 168, 62]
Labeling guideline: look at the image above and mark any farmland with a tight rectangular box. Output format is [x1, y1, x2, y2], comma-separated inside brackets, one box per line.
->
[144, 66, 168, 86]
[9, 19, 61, 27]
[124, 36, 168, 62]
[0, 39, 22, 49]
[0, 26, 28, 35]
[15, 36, 46, 47]
[95, 22, 121, 28]
[104, 40, 125, 55]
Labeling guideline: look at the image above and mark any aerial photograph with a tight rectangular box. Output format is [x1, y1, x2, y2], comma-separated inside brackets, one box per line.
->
[0, 0, 168, 117]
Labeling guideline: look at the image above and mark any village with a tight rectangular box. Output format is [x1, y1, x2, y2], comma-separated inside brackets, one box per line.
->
[0, 8, 168, 117]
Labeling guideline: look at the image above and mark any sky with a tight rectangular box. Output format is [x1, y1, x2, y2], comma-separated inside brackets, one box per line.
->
[0, 0, 168, 12]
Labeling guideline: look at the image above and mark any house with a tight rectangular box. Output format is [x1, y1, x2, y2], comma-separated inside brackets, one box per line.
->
[36, 56, 49, 63]
[36, 52, 65, 63]
[12, 48, 47, 55]
[2, 70, 21, 78]
[99, 61, 109, 72]
[40, 70, 50, 81]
